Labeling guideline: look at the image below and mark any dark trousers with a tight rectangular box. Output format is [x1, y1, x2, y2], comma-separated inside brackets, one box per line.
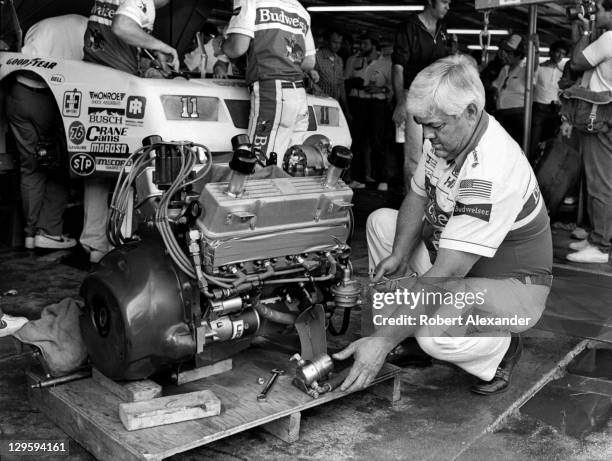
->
[530, 102, 560, 163]
[580, 131, 612, 253]
[6, 82, 69, 237]
[348, 97, 388, 183]
[496, 108, 525, 148]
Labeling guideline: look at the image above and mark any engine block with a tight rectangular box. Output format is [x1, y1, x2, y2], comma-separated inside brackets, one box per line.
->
[198, 176, 353, 270]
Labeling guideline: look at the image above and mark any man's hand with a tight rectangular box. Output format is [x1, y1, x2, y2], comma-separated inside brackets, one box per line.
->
[560, 120, 573, 138]
[156, 46, 179, 72]
[392, 101, 407, 125]
[211, 36, 224, 57]
[332, 336, 397, 392]
[213, 61, 229, 78]
[309, 69, 320, 83]
[372, 253, 410, 283]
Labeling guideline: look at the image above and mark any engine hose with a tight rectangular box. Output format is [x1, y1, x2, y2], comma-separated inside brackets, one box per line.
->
[327, 304, 352, 336]
[252, 301, 297, 325]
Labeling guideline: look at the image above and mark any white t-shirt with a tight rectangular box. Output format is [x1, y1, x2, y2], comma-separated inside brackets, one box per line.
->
[115, 0, 155, 33]
[493, 61, 533, 110]
[582, 30, 612, 92]
[534, 60, 566, 104]
[410, 115, 551, 277]
[22, 14, 88, 60]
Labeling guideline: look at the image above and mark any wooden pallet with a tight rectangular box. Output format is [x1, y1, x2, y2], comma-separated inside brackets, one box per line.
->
[28, 348, 401, 461]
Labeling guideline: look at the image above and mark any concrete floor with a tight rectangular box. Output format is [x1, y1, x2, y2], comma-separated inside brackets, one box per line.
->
[0, 188, 611, 461]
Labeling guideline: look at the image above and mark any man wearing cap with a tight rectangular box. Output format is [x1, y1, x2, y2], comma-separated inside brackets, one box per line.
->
[219, 0, 316, 163]
[493, 34, 538, 145]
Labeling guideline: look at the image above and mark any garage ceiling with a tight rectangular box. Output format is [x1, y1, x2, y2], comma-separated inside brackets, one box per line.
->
[8, 1, 576, 54]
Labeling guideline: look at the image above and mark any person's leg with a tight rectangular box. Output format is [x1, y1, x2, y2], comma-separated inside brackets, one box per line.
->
[582, 133, 612, 254]
[80, 177, 112, 258]
[271, 86, 309, 159]
[6, 85, 46, 241]
[415, 278, 549, 381]
[347, 98, 368, 184]
[248, 80, 281, 163]
[32, 95, 69, 236]
[529, 103, 547, 163]
[368, 99, 387, 185]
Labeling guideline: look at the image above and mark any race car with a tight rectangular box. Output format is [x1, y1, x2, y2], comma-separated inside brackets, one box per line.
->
[0, 52, 351, 177]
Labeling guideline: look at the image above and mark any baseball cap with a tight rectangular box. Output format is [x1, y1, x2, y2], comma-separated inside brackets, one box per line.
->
[499, 34, 524, 53]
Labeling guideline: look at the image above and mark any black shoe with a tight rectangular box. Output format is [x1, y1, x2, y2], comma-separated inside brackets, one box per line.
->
[386, 338, 433, 368]
[471, 335, 523, 396]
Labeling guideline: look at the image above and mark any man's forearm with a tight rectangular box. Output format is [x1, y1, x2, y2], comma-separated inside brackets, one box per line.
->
[392, 64, 405, 105]
[391, 190, 426, 260]
[112, 15, 171, 53]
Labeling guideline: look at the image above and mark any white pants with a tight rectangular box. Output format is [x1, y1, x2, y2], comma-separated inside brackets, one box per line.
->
[80, 177, 113, 254]
[366, 208, 511, 381]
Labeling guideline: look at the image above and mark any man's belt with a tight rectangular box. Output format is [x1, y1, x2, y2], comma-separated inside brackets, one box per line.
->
[516, 274, 553, 287]
[281, 80, 304, 89]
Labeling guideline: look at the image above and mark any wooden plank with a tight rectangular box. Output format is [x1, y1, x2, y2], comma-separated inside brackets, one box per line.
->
[174, 358, 232, 385]
[119, 390, 222, 431]
[262, 412, 301, 443]
[26, 371, 147, 461]
[92, 368, 162, 402]
[371, 373, 402, 404]
[28, 349, 401, 461]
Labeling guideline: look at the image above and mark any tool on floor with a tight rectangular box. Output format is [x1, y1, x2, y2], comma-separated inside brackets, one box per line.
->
[257, 368, 284, 401]
[290, 353, 350, 398]
[30, 368, 92, 389]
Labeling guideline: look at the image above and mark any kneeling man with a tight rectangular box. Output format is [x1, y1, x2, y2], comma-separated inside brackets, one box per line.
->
[335, 55, 552, 395]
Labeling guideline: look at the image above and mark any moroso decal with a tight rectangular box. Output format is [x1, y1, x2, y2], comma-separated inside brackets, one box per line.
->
[50, 74, 65, 84]
[89, 91, 126, 106]
[126, 96, 146, 119]
[86, 126, 127, 142]
[68, 121, 86, 145]
[70, 153, 95, 176]
[63, 89, 82, 117]
[90, 143, 128, 154]
[6, 57, 57, 69]
[88, 107, 124, 125]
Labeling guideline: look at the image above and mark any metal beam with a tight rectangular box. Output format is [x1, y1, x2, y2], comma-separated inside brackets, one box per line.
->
[476, 0, 553, 10]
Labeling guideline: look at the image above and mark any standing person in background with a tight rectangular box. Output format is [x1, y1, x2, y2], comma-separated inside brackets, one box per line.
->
[6, 15, 88, 250]
[219, 0, 316, 164]
[392, 0, 450, 190]
[345, 34, 392, 190]
[183, 22, 232, 78]
[492, 34, 539, 146]
[81, 0, 176, 264]
[313, 29, 348, 117]
[529, 39, 569, 163]
[564, 0, 612, 264]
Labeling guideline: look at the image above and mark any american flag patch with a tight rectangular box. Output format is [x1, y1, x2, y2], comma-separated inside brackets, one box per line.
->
[458, 179, 493, 200]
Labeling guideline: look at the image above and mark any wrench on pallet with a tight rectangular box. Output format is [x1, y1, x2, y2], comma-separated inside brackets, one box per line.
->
[257, 368, 284, 401]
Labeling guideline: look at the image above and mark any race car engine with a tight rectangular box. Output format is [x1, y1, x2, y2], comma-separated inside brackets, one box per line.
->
[80, 135, 361, 380]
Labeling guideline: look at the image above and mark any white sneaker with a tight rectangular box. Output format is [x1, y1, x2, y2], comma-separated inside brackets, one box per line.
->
[377, 182, 388, 191]
[24, 236, 35, 250]
[348, 180, 366, 189]
[568, 239, 590, 251]
[566, 245, 609, 264]
[0, 314, 28, 338]
[563, 196, 577, 206]
[571, 226, 589, 240]
[34, 233, 77, 250]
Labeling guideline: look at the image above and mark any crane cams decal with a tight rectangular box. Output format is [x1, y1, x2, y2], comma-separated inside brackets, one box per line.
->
[70, 153, 96, 176]
[68, 121, 86, 145]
